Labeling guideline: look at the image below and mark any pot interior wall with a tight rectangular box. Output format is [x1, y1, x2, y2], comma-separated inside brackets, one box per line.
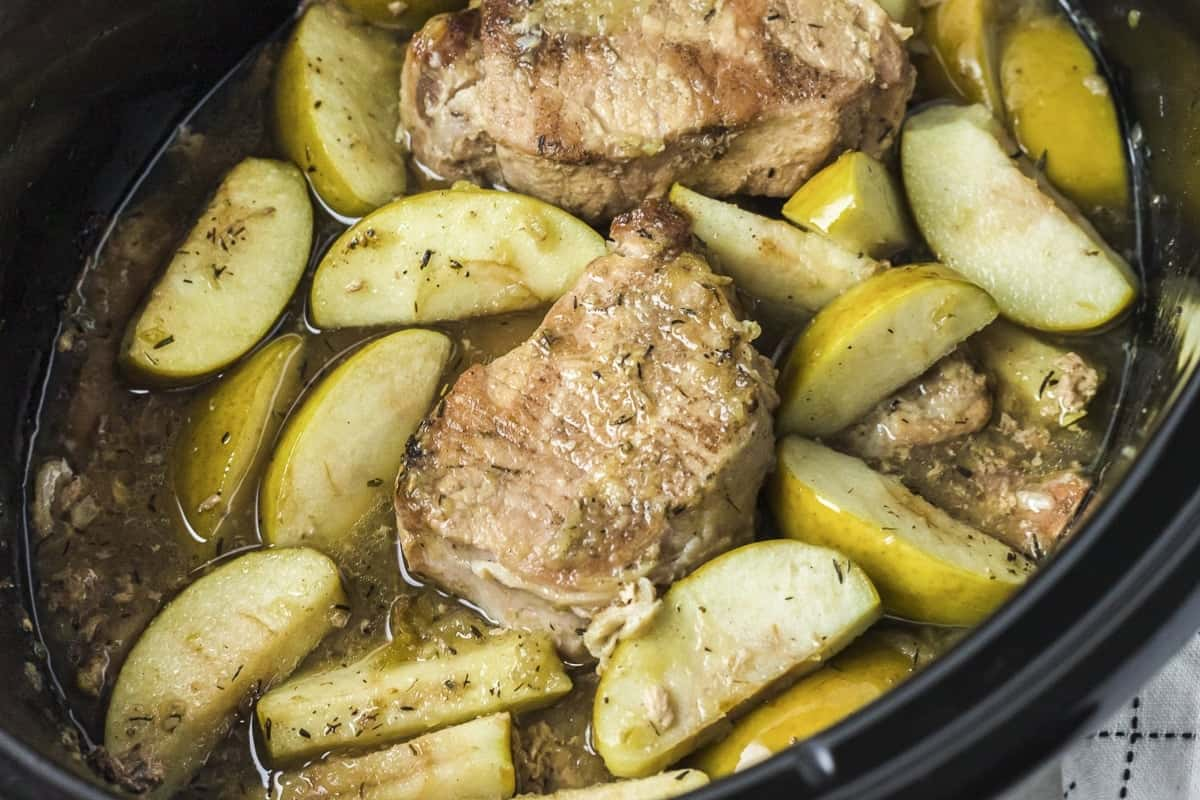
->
[0, 2, 292, 796]
[1075, 0, 1200, 523]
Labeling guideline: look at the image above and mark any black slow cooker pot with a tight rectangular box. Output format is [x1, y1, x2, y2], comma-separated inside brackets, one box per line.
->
[3, 1, 1200, 797]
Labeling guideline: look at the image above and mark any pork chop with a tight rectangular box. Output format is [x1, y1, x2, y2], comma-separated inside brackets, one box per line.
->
[395, 201, 779, 658]
[401, 0, 914, 220]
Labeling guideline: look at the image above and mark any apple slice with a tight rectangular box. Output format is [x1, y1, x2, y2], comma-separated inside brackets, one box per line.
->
[776, 264, 998, 437]
[974, 320, 1104, 428]
[309, 188, 606, 329]
[770, 437, 1035, 626]
[690, 629, 925, 778]
[257, 630, 571, 763]
[876, 0, 921, 29]
[592, 540, 881, 778]
[104, 548, 345, 797]
[902, 104, 1137, 332]
[120, 158, 312, 386]
[1000, 13, 1129, 216]
[668, 183, 880, 319]
[260, 329, 451, 553]
[782, 151, 916, 259]
[171, 334, 306, 557]
[922, 0, 1004, 114]
[272, 714, 516, 800]
[275, 2, 408, 218]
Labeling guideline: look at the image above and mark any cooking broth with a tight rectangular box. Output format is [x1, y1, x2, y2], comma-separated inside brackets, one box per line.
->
[24, 41, 605, 796]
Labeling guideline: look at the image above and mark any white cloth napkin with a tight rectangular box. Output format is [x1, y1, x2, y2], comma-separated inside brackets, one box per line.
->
[1001, 634, 1200, 799]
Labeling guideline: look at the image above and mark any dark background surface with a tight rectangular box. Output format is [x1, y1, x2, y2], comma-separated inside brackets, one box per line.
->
[1, 0, 1199, 798]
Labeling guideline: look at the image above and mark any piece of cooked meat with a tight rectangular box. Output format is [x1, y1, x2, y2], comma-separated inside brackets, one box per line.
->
[836, 350, 1095, 558]
[515, 673, 611, 793]
[837, 353, 993, 460]
[969, 414, 1093, 557]
[401, 0, 914, 220]
[1009, 470, 1092, 558]
[1042, 351, 1101, 425]
[395, 201, 779, 658]
[852, 408, 1094, 559]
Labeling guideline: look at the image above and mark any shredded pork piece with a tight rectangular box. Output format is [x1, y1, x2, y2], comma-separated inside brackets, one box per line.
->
[89, 745, 165, 795]
[1048, 352, 1101, 424]
[69, 495, 101, 531]
[583, 578, 662, 671]
[32, 457, 100, 538]
[1012, 471, 1092, 557]
[837, 354, 993, 460]
[76, 650, 110, 698]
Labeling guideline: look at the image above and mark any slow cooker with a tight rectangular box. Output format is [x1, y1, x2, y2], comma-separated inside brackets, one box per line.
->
[2, 0, 1200, 797]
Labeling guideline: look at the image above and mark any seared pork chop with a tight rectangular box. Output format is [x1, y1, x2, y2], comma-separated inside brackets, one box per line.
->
[395, 201, 778, 658]
[401, 0, 914, 220]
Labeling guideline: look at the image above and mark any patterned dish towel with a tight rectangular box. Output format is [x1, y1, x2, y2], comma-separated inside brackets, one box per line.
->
[1003, 634, 1200, 799]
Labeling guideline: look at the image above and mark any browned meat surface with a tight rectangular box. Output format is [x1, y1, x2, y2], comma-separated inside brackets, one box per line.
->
[401, 0, 914, 220]
[395, 201, 779, 658]
[837, 353, 993, 460]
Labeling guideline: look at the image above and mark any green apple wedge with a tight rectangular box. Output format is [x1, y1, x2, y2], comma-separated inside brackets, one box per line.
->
[776, 264, 998, 437]
[275, 2, 407, 219]
[668, 183, 881, 319]
[770, 437, 1035, 626]
[922, 0, 1004, 115]
[514, 770, 709, 800]
[120, 158, 312, 386]
[592, 539, 881, 778]
[271, 714, 516, 800]
[782, 151, 916, 259]
[260, 329, 451, 553]
[309, 188, 606, 328]
[973, 320, 1105, 427]
[105, 548, 345, 798]
[690, 630, 922, 778]
[257, 630, 570, 763]
[1000, 12, 1129, 217]
[902, 104, 1137, 332]
[171, 334, 306, 556]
